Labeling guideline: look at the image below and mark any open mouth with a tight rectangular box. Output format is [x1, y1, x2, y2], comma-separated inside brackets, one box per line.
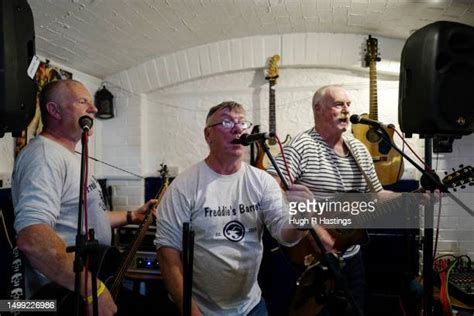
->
[231, 136, 241, 145]
[338, 117, 349, 123]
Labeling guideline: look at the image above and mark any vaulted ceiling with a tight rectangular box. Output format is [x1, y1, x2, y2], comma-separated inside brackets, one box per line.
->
[29, 0, 474, 78]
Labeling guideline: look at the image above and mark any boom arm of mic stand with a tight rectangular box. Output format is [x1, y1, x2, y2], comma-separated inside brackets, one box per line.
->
[373, 128, 473, 215]
[260, 141, 364, 316]
[260, 141, 289, 190]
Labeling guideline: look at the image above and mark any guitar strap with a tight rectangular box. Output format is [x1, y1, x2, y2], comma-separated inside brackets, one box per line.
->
[0, 208, 26, 301]
[344, 137, 377, 193]
[9, 246, 26, 301]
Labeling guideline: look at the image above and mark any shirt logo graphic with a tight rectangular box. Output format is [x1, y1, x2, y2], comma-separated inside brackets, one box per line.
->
[223, 221, 245, 242]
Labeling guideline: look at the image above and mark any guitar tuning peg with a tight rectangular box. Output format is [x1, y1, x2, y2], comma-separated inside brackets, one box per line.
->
[453, 188, 457, 192]
[460, 164, 464, 168]
[445, 171, 448, 175]
[461, 185, 466, 189]
[452, 168, 456, 172]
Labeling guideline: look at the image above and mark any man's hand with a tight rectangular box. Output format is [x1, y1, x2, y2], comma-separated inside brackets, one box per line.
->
[286, 184, 314, 204]
[419, 189, 442, 206]
[131, 199, 159, 223]
[312, 225, 336, 252]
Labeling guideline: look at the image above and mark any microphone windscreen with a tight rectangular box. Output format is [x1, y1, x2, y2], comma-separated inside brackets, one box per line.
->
[231, 133, 249, 145]
[79, 116, 94, 130]
[349, 114, 360, 124]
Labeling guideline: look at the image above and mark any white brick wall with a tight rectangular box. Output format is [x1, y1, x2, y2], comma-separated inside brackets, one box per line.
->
[95, 33, 470, 259]
[105, 178, 145, 212]
[108, 33, 404, 94]
[1, 33, 472, 256]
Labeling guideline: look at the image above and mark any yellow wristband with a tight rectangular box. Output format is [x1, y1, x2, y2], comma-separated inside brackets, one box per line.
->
[86, 280, 106, 304]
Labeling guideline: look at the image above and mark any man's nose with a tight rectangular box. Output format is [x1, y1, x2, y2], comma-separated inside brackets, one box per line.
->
[88, 101, 98, 114]
[232, 125, 243, 133]
[231, 122, 246, 134]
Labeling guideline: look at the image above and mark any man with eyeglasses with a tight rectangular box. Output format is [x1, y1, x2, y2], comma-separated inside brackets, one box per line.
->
[155, 101, 311, 315]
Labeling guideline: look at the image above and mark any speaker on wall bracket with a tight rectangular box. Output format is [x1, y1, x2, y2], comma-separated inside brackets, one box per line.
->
[0, 0, 36, 138]
[399, 21, 474, 138]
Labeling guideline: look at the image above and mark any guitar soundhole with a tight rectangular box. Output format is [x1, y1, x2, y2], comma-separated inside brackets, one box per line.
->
[366, 128, 381, 143]
[378, 138, 391, 155]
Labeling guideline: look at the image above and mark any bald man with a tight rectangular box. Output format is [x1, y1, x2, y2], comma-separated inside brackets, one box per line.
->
[12, 79, 157, 315]
[267, 85, 385, 315]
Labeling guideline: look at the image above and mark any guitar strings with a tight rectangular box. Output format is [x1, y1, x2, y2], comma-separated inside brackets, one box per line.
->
[110, 176, 169, 297]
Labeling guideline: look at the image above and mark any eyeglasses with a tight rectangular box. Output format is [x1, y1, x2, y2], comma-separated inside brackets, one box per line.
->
[207, 119, 253, 130]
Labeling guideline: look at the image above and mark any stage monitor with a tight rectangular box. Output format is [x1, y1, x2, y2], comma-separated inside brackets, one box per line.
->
[399, 21, 474, 137]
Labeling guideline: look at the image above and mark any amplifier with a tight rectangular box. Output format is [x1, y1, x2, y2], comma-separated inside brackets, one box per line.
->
[127, 251, 161, 275]
[115, 225, 157, 252]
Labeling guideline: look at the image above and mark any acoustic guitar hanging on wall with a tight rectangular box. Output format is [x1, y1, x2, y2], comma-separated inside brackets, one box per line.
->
[352, 35, 404, 185]
[255, 54, 290, 170]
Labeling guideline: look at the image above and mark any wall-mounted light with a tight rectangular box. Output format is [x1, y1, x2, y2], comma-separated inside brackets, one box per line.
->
[94, 84, 114, 119]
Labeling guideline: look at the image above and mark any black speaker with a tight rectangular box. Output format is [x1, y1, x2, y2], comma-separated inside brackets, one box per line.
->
[399, 21, 474, 137]
[0, 0, 36, 138]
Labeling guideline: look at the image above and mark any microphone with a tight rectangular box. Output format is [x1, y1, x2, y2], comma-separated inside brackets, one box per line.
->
[349, 114, 391, 129]
[78, 116, 94, 131]
[232, 132, 275, 146]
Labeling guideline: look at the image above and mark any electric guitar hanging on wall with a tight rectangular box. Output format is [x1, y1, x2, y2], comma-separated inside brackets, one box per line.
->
[255, 54, 290, 170]
[352, 35, 404, 185]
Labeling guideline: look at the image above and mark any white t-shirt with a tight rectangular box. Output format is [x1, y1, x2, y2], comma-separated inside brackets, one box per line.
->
[12, 135, 111, 296]
[155, 161, 293, 315]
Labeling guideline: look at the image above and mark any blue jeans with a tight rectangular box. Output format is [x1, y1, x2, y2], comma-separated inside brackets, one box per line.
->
[247, 298, 268, 316]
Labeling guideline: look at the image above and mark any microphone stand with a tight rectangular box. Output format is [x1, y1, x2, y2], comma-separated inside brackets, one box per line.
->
[71, 128, 100, 316]
[370, 126, 474, 316]
[423, 138, 434, 316]
[182, 222, 194, 316]
[260, 140, 365, 316]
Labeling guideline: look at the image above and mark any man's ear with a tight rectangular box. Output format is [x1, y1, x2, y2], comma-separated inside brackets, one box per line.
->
[204, 127, 211, 144]
[313, 102, 321, 113]
[45, 102, 61, 120]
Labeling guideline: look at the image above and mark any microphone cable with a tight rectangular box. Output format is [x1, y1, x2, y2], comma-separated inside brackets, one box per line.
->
[74, 151, 145, 179]
[274, 133, 294, 186]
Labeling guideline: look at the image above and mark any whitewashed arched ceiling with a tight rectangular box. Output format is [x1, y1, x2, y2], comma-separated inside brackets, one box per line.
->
[29, 0, 474, 78]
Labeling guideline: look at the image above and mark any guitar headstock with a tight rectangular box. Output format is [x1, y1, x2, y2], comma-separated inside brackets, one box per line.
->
[265, 54, 280, 81]
[442, 165, 474, 191]
[364, 35, 381, 67]
[159, 163, 169, 179]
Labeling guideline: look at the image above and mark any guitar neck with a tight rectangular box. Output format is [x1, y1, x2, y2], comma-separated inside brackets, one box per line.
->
[268, 79, 276, 145]
[353, 189, 423, 227]
[109, 211, 155, 298]
[109, 178, 169, 298]
[368, 60, 378, 121]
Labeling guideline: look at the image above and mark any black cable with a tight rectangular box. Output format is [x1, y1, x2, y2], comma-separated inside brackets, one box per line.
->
[74, 151, 145, 179]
